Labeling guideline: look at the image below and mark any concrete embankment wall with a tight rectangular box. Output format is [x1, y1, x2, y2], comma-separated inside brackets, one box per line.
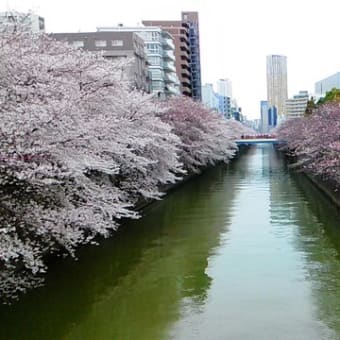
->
[304, 174, 340, 209]
[282, 152, 340, 210]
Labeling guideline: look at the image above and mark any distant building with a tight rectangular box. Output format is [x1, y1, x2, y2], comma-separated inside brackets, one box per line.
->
[286, 91, 309, 118]
[51, 31, 151, 93]
[268, 106, 277, 129]
[231, 100, 243, 121]
[0, 11, 45, 32]
[261, 100, 269, 133]
[201, 84, 219, 111]
[261, 100, 277, 132]
[266, 55, 288, 117]
[217, 78, 232, 98]
[216, 79, 232, 118]
[97, 26, 180, 97]
[315, 72, 340, 98]
[143, 11, 202, 100]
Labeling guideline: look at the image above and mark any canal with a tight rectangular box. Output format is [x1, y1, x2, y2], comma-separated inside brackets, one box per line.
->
[1, 145, 340, 339]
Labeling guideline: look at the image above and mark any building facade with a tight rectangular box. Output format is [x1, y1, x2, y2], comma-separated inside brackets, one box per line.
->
[202, 83, 219, 111]
[181, 12, 202, 100]
[286, 90, 309, 118]
[143, 11, 202, 100]
[261, 100, 277, 132]
[0, 11, 45, 32]
[97, 26, 180, 98]
[315, 72, 340, 98]
[51, 31, 150, 93]
[216, 79, 232, 118]
[260, 100, 269, 133]
[266, 55, 288, 118]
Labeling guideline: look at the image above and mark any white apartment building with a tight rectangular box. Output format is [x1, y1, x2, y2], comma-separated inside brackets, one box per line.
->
[217, 78, 232, 98]
[0, 12, 45, 32]
[97, 26, 180, 98]
[266, 55, 288, 117]
[286, 91, 309, 118]
[202, 84, 219, 111]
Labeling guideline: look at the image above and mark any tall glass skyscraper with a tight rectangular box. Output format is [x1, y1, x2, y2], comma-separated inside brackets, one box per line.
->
[266, 55, 288, 118]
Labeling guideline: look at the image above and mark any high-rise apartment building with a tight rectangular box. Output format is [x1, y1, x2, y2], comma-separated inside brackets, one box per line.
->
[143, 11, 202, 100]
[266, 55, 288, 118]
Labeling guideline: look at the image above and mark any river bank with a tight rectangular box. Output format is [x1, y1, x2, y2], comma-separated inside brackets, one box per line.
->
[281, 152, 340, 210]
[1, 145, 340, 339]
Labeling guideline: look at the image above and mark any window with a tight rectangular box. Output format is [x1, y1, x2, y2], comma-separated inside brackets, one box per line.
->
[146, 43, 161, 54]
[73, 40, 84, 48]
[148, 56, 162, 66]
[112, 40, 123, 46]
[151, 31, 160, 41]
[95, 40, 107, 47]
[151, 69, 163, 80]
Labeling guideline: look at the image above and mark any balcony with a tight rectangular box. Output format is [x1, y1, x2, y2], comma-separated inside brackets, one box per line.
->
[165, 84, 180, 96]
[181, 68, 191, 78]
[180, 42, 190, 53]
[162, 38, 175, 50]
[163, 50, 175, 61]
[163, 61, 176, 73]
[181, 78, 191, 87]
[164, 72, 179, 84]
[182, 84, 192, 96]
[180, 58, 190, 69]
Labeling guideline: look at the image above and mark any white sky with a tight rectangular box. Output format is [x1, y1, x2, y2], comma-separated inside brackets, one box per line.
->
[2, 0, 340, 119]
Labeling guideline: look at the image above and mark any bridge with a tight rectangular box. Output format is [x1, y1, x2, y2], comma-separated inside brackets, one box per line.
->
[235, 138, 281, 145]
[235, 135, 284, 145]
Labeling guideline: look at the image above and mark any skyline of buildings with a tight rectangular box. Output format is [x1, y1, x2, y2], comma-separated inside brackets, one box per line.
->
[3, 10, 340, 122]
[52, 11, 201, 101]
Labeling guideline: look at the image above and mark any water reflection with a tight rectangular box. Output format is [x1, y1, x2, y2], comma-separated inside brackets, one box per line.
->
[0, 146, 340, 339]
[0, 156, 243, 339]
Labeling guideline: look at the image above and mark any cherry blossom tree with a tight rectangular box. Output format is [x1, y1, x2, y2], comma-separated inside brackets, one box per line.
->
[0, 27, 251, 301]
[277, 103, 340, 186]
[0, 29, 183, 299]
[160, 97, 249, 172]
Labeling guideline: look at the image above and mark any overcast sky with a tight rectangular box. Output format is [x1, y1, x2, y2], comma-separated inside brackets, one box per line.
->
[2, 0, 340, 119]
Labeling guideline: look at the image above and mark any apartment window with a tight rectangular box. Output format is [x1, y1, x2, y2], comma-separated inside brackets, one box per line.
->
[151, 31, 160, 41]
[95, 40, 107, 47]
[73, 40, 84, 48]
[112, 40, 123, 46]
[152, 81, 164, 90]
[148, 56, 162, 66]
[146, 43, 160, 54]
[151, 69, 163, 80]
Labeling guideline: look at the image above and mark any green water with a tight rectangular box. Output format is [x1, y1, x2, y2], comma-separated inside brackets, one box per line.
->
[1, 145, 340, 339]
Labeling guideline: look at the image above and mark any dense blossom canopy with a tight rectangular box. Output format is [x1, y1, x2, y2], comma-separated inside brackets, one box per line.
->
[277, 103, 340, 186]
[0, 28, 251, 301]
